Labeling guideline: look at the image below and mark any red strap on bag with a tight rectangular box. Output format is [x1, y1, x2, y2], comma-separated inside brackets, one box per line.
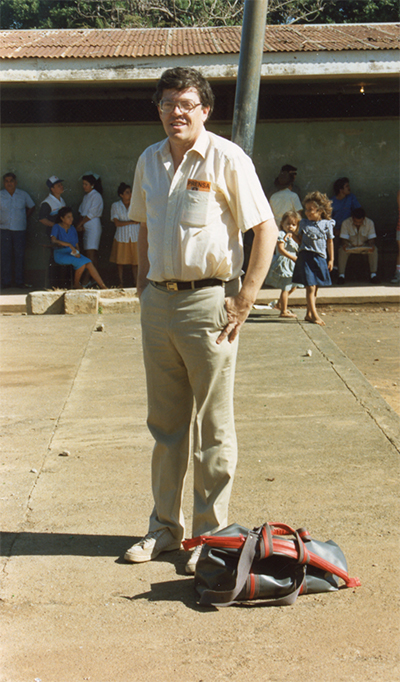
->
[183, 523, 361, 589]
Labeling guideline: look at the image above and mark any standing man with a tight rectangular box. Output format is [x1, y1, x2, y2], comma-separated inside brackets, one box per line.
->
[0, 172, 35, 289]
[125, 67, 278, 574]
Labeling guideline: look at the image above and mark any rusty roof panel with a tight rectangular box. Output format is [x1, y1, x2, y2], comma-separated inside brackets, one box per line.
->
[0, 24, 398, 60]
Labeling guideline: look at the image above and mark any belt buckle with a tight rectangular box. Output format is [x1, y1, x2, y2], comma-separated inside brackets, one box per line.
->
[166, 281, 178, 292]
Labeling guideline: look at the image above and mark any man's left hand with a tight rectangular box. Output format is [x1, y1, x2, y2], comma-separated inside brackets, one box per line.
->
[216, 294, 253, 345]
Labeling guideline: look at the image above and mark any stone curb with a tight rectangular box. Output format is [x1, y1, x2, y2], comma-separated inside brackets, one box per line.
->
[4, 285, 400, 315]
[26, 290, 64, 315]
[64, 290, 99, 315]
[100, 297, 140, 313]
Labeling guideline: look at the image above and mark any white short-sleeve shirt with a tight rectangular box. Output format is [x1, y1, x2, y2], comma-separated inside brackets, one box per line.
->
[269, 188, 302, 227]
[78, 189, 103, 221]
[111, 200, 140, 243]
[129, 128, 273, 282]
[340, 217, 376, 246]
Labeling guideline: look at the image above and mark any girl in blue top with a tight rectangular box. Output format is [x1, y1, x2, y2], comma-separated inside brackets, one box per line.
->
[51, 206, 107, 289]
[265, 210, 302, 318]
[292, 191, 334, 326]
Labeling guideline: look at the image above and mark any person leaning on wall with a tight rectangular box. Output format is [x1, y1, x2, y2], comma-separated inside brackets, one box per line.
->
[0, 172, 35, 289]
[330, 177, 361, 276]
[109, 182, 140, 288]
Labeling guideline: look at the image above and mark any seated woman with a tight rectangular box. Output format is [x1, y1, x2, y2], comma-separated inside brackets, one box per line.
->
[51, 206, 107, 290]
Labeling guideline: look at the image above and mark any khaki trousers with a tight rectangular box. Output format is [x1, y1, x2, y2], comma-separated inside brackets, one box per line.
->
[140, 281, 239, 541]
[338, 246, 378, 276]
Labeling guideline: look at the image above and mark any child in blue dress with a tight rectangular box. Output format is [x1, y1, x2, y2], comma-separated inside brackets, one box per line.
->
[292, 191, 334, 326]
[51, 206, 107, 289]
[265, 210, 302, 318]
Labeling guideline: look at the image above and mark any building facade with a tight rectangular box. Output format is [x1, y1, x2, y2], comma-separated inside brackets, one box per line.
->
[1, 24, 399, 286]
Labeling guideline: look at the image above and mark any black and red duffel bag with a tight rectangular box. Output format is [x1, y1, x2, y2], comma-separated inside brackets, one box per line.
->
[183, 522, 361, 607]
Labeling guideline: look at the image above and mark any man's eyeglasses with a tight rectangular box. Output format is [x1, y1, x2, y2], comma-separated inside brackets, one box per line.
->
[159, 100, 202, 114]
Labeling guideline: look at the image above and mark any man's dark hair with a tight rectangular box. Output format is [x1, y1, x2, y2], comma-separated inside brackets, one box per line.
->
[152, 67, 215, 117]
[117, 182, 131, 196]
[333, 177, 349, 195]
[281, 164, 297, 174]
[351, 207, 366, 220]
[3, 172, 16, 181]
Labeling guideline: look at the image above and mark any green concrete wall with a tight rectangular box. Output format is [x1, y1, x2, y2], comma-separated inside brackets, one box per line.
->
[1, 118, 398, 287]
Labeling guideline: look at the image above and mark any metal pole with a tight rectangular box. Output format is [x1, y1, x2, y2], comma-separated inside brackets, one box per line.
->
[232, 0, 269, 158]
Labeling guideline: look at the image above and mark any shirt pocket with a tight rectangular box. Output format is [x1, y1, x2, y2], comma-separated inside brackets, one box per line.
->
[181, 190, 210, 227]
[15, 195, 28, 210]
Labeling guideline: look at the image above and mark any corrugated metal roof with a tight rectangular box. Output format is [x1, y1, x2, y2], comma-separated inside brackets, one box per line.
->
[0, 24, 398, 60]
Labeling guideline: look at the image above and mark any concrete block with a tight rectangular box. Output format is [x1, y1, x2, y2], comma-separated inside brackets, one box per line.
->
[64, 290, 99, 315]
[100, 288, 137, 299]
[27, 291, 64, 315]
[99, 296, 140, 314]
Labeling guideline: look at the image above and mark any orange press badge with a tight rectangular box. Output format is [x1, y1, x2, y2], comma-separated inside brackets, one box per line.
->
[187, 179, 211, 192]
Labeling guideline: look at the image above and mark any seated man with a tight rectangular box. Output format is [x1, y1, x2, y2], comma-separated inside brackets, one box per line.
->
[338, 207, 379, 284]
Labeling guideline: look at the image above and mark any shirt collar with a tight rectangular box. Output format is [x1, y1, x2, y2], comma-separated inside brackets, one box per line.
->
[158, 126, 210, 162]
[190, 127, 210, 159]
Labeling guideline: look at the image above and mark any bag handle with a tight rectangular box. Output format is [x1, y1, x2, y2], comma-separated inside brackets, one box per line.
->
[199, 530, 259, 607]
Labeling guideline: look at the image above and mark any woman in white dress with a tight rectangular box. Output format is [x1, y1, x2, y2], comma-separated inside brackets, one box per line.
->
[109, 183, 139, 287]
[76, 173, 103, 278]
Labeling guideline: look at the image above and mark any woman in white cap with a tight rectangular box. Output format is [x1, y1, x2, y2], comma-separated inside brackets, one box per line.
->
[38, 176, 66, 233]
[76, 173, 103, 277]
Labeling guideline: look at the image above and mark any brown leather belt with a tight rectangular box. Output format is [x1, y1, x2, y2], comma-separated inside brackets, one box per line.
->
[152, 278, 224, 292]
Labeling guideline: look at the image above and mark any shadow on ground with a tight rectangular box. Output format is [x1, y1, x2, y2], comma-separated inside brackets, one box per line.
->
[1, 531, 139, 557]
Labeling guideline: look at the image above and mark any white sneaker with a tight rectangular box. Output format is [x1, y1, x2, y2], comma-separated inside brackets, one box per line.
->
[124, 528, 181, 563]
[391, 271, 400, 284]
[185, 544, 203, 574]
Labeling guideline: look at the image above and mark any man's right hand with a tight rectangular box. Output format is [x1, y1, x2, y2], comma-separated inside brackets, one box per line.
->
[216, 293, 254, 345]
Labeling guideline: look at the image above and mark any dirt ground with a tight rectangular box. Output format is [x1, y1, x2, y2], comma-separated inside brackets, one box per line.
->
[0, 307, 399, 682]
[316, 303, 400, 416]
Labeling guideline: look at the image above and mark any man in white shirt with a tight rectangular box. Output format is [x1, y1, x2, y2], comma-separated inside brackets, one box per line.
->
[338, 207, 379, 284]
[0, 172, 35, 289]
[125, 67, 278, 573]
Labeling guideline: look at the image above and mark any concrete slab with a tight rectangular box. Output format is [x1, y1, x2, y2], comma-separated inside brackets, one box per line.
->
[257, 284, 400, 306]
[0, 313, 399, 681]
[0, 294, 27, 314]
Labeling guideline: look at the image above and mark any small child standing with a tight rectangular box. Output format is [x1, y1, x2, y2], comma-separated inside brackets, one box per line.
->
[292, 191, 334, 326]
[265, 210, 302, 318]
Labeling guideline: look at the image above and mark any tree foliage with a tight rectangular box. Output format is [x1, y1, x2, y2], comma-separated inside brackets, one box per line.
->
[1, 0, 398, 30]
